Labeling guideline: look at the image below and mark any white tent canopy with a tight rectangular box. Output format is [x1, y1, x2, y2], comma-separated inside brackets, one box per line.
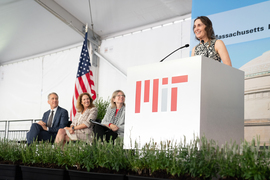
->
[0, 0, 192, 64]
[0, 0, 192, 120]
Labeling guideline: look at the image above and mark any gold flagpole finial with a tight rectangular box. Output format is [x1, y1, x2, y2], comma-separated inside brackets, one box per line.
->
[85, 24, 88, 33]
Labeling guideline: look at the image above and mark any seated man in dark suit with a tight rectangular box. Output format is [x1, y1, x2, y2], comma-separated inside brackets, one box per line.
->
[26, 92, 68, 145]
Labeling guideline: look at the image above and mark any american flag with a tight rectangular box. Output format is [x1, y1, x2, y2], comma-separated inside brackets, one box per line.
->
[71, 32, 97, 120]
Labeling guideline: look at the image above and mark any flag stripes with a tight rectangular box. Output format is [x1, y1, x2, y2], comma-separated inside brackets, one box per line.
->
[70, 32, 97, 120]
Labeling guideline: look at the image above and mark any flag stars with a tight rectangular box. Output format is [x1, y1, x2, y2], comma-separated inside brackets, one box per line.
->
[75, 33, 94, 84]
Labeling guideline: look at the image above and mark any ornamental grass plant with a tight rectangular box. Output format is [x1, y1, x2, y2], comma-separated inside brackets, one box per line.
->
[186, 136, 218, 179]
[0, 138, 22, 164]
[238, 137, 270, 180]
[1, 135, 270, 180]
[127, 138, 188, 177]
[21, 140, 58, 166]
[127, 136, 219, 179]
[61, 137, 130, 172]
[217, 140, 242, 178]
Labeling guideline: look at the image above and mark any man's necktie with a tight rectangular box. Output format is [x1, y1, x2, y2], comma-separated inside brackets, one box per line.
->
[47, 110, 54, 127]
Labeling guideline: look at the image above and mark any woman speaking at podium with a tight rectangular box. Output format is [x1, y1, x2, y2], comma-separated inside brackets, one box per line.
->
[191, 16, 232, 66]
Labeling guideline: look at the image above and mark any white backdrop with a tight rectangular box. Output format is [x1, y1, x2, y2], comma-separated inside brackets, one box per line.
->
[0, 18, 191, 120]
[0, 47, 81, 120]
[98, 19, 191, 99]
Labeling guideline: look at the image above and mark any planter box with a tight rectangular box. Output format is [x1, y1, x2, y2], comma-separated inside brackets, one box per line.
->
[127, 175, 216, 180]
[127, 175, 171, 180]
[0, 164, 21, 180]
[20, 166, 66, 180]
[68, 169, 126, 180]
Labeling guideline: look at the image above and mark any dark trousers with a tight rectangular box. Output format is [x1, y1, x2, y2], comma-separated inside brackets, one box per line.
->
[26, 123, 56, 144]
[94, 125, 118, 142]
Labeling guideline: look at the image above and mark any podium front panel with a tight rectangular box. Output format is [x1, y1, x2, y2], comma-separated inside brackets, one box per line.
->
[124, 56, 244, 148]
[124, 56, 203, 148]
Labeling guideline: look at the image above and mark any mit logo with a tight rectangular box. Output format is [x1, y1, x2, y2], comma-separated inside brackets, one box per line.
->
[135, 75, 188, 113]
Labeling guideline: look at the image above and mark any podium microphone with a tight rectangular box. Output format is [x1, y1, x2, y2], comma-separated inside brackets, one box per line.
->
[160, 44, 189, 62]
[201, 40, 208, 57]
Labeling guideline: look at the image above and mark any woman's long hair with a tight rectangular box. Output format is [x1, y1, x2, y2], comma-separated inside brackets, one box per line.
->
[76, 92, 95, 112]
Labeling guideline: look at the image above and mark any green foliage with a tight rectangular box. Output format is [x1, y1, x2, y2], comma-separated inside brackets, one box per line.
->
[88, 137, 130, 171]
[63, 140, 87, 169]
[55, 137, 130, 171]
[186, 136, 218, 179]
[1, 136, 270, 179]
[217, 141, 242, 178]
[0, 138, 22, 163]
[21, 140, 58, 165]
[239, 137, 270, 180]
[94, 96, 110, 120]
[127, 139, 186, 176]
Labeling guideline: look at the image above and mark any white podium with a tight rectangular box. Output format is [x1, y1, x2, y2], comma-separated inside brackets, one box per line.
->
[124, 56, 244, 148]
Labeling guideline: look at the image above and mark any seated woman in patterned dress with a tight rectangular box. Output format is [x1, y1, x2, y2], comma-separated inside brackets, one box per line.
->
[191, 16, 232, 66]
[55, 92, 97, 147]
